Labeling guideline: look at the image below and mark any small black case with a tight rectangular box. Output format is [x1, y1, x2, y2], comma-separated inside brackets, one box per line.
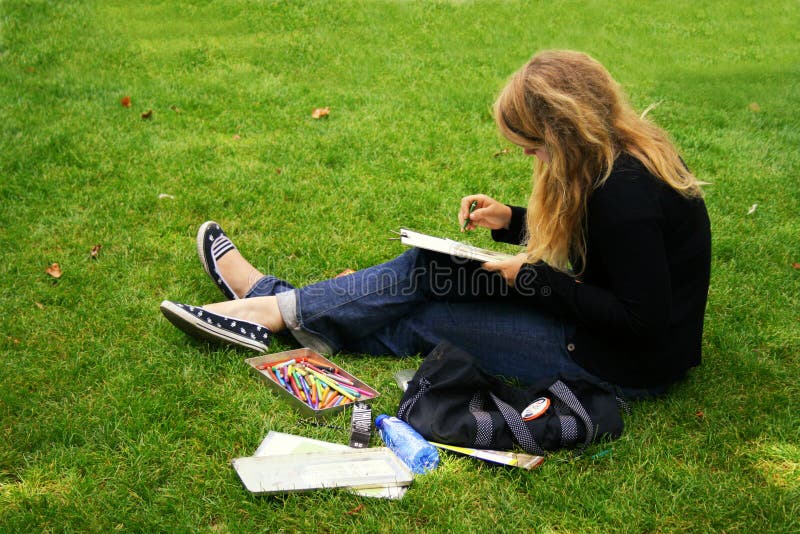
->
[349, 402, 372, 448]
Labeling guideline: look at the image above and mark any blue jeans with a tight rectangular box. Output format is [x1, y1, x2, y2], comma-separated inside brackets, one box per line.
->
[247, 248, 584, 383]
[246, 248, 665, 398]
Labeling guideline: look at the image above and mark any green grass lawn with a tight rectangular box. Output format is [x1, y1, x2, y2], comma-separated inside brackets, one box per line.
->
[2, 0, 799, 531]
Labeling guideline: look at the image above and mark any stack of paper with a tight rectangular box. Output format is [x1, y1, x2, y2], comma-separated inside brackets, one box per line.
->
[232, 432, 412, 499]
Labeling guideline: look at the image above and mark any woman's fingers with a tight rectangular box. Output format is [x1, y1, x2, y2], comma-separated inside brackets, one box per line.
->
[459, 194, 494, 230]
[481, 253, 527, 287]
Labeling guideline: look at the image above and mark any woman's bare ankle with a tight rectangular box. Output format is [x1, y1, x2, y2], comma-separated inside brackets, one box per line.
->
[216, 250, 264, 298]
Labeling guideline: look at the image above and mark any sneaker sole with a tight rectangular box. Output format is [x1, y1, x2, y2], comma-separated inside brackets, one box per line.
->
[160, 300, 266, 352]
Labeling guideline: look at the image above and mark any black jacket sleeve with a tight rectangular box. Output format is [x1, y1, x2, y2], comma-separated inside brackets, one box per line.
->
[491, 205, 528, 245]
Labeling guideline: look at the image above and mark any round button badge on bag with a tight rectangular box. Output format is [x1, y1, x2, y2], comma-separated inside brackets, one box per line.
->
[521, 397, 551, 421]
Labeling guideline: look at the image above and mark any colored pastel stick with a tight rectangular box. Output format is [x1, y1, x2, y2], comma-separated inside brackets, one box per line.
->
[321, 387, 334, 406]
[323, 371, 355, 386]
[305, 362, 336, 377]
[292, 374, 305, 401]
[292, 372, 307, 401]
[270, 358, 296, 369]
[307, 375, 318, 407]
[347, 384, 374, 397]
[272, 368, 286, 387]
[288, 375, 303, 400]
[308, 371, 357, 400]
[316, 379, 325, 401]
[299, 375, 312, 405]
[322, 392, 339, 408]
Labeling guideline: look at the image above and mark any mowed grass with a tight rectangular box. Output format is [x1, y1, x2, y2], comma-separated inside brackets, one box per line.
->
[1, 0, 798, 531]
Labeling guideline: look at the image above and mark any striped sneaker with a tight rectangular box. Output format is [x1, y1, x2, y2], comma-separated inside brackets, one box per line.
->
[197, 221, 239, 300]
[160, 300, 271, 352]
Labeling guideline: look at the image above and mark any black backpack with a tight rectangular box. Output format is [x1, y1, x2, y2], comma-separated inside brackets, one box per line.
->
[397, 341, 626, 455]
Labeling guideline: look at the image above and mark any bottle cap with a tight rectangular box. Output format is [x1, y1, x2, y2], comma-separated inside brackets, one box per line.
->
[374, 414, 388, 427]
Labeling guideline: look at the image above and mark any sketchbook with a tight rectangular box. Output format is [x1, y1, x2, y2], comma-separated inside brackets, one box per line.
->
[232, 448, 413, 495]
[398, 228, 514, 263]
[247, 431, 409, 499]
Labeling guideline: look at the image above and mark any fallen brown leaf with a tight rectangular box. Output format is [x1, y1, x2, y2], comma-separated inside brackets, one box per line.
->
[46, 263, 62, 278]
[335, 268, 356, 278]
[141, 109, 153, 120]
[170, 105, 182, 113]
[312, 107, 330, 119]
[35, 302, 45, 310]
[120, 96, 131, 108]
[90, 244, 102, 259]
[695, 410, 705, 420]
[275, 168, 282, 175]
[6, 336, 20, 344]
[792, 262, 800, 270]
[346, 504, 365, 515]
[493, 148, 511, 158]
[748, 102, 760, 112]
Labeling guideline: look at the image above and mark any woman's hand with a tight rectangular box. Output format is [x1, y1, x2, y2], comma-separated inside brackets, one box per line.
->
[481, 253, 529, 287]
[459, 194, 513, 232]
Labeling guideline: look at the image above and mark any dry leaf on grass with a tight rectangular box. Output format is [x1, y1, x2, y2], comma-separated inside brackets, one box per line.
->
[232, 134, 241, 140]
[748, 102, 761, 113]
[312, 107, 330, 119]
[141, 109, 153, 120]
[170, 105, 182, 113]
[46, 263, 62, 278]
[120, 96, 131, 108]
[35, 302, 45, 310]
[792, 263, 800, 270]
[90, 244, 102, 259]
[493, 148, 511, 158]
[747, 203, 758, 215]
[346, 504, 365, 515]
[335, 268, 356, 278]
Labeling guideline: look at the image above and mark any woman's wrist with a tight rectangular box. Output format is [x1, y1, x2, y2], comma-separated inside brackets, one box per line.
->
[501, 204, 513, 229]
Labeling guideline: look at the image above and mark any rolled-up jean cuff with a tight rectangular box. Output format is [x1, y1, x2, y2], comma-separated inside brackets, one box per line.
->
[275, 290, 335, 355]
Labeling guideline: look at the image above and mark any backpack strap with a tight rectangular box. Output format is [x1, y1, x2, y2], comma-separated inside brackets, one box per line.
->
[489, 392, 546, 456]
[468, 391, 496, 448]
[548, 380, 595, 450]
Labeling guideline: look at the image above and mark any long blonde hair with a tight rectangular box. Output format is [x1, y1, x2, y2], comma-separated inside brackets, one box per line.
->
[494, 50, 702, 272]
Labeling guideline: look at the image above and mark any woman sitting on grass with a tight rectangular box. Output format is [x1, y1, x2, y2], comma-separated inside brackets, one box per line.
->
[160, 50, 711, 400]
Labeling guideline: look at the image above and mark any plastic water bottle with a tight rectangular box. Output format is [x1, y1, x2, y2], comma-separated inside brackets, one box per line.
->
[375, 414, 440, 474]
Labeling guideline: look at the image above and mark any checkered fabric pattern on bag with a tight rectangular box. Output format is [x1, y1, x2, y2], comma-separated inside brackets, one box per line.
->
[397, 377, 430, 421]
[489, 392, 545, 456]
[558, 415, 579, 447]
[468, 391, 494, 448]
[548, 380, 596, 448]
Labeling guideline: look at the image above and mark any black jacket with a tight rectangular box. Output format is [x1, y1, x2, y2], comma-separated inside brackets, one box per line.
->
[492, 154, 711, 388]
